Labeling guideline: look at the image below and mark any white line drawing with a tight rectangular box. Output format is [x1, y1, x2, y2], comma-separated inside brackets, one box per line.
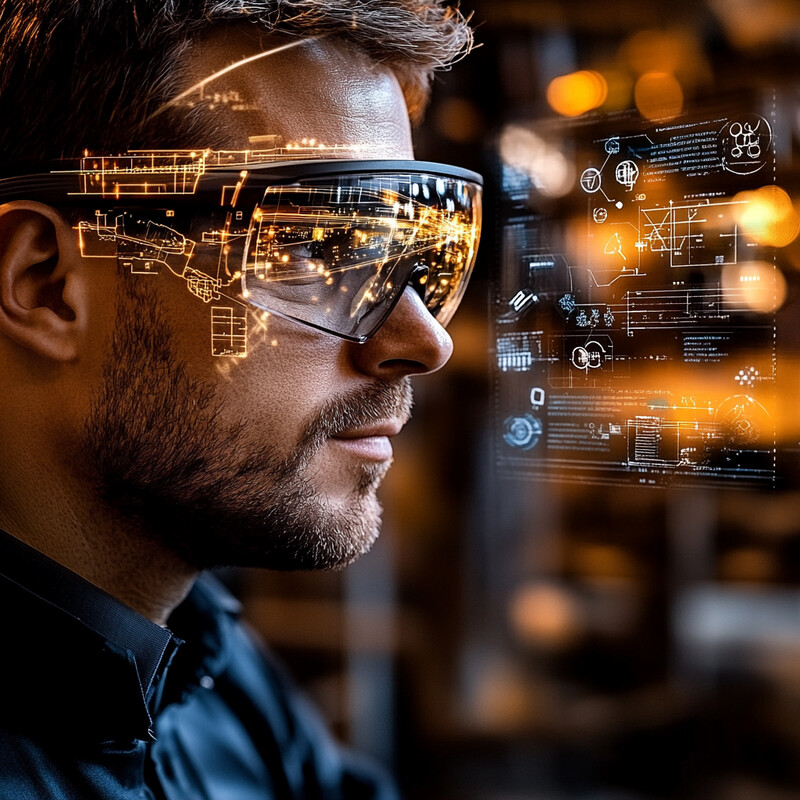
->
[603, 232, 627, 261]
[614, 159, 639, 190]
[580, 167, 602, 193]
[503, 414, 543, 450]
[720, 115, 772, 175]
[571, 339, 607, 371]
[508, 288, 538, 314]
[496, 114, 779, 487]
[638, 199, 743, 268]
[621, 283, 770, 335]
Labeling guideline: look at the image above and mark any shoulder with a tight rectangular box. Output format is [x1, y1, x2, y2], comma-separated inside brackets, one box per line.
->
[156, 574, 400, 799]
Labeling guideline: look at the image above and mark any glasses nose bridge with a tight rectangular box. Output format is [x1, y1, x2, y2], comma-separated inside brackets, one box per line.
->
[408, 263, 430, 302]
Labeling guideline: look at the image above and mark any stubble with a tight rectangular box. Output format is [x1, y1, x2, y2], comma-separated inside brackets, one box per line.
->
[82, 277, 412, 570]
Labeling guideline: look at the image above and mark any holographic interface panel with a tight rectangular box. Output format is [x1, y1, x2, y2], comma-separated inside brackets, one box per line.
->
[495, 100, 800, 488]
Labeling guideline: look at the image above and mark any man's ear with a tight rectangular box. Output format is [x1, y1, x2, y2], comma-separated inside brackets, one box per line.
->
[0, 200, 87, 362]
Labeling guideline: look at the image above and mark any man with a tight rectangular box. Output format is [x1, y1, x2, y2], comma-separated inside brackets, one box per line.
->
[0, 1, 480, 797]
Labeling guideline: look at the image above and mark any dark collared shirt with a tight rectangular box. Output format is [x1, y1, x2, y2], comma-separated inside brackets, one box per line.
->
[0, 529, 398, 799]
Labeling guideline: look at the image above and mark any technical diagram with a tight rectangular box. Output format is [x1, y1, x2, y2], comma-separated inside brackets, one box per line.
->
[495, 103, 788, 488]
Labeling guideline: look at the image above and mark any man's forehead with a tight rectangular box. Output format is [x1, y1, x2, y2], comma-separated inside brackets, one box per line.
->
[173, 26, 414, 159]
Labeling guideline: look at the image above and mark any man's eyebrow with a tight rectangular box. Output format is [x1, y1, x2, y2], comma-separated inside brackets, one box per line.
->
[147, 37, 319, 123]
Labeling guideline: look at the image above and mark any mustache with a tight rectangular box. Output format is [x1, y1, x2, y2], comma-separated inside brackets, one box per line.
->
[232, 378, 414, 481]
[300, 377, 414, 451]
[226, 378, 414, 483]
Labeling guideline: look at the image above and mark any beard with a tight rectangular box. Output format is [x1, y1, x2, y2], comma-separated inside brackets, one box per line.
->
[82, 277, 413, 571]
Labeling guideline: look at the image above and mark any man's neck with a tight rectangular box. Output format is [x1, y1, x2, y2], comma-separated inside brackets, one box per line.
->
[0, 481, 197, 625]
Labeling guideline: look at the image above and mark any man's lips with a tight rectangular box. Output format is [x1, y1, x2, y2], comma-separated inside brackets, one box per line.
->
[328, 420, 405, 461]
[330, 420, 405, 439]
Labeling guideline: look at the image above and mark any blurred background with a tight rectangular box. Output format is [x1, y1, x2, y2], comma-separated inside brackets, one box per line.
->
[234, 2, 800, 798]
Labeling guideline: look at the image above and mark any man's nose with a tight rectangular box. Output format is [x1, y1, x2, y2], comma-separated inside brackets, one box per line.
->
[347, 286, 454, 380]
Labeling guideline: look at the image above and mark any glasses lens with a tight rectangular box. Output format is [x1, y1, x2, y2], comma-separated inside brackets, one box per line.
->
[240, 171, 481, 340]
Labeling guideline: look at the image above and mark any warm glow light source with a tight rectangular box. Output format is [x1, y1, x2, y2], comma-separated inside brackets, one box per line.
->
[719, 548, 776, 583]
[708, 0, 798, 49]
[434, 96, 484, 143]
[509, 582, 581, 648]
[620, 28, 709, 92]
[734, 185, 800, 248]
[498, 124, 575, 198]
[634, 72, 684, 120]
[622, 29, 691, 74]
[600, 68, 634, 111]
[721, 260, 787, 313]
[547, 70, 608, 117]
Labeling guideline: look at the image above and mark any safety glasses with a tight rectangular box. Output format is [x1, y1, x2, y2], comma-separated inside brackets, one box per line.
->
[0, 153, 483, 343]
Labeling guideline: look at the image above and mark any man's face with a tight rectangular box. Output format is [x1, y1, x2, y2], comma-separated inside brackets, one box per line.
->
[81, 32, 454, 570]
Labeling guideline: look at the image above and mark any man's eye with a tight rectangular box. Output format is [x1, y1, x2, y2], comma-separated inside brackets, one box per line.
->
[251, 241, 327, 285]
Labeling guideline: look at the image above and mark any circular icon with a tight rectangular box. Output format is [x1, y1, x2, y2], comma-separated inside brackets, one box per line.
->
[503, 414, 543, 450]
[615, 160, 639, 190]
[720, 114, 772, 175]
[593, 207, 608, 223]
[605, 137, 620, 155]
[571, 341, 605, 370]
[572, 346, 590, 369]
[580, 167, 602, 194]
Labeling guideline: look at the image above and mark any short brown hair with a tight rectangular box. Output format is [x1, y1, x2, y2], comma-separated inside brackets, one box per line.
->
[0, 0, 473, 170]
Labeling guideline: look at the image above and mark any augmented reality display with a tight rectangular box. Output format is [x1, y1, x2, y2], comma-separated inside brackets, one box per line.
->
[495, 98, 800, 488]
[0, 145, 482, 354]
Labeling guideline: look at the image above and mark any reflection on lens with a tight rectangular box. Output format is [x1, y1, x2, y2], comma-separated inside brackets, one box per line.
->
[242, 172, 481, 341]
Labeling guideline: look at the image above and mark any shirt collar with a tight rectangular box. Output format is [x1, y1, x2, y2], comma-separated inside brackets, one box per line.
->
[0, 528, 241, 741]
[0, 528, 175, 698]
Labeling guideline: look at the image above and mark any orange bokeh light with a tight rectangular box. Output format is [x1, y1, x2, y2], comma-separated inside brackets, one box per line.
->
[634, 72, 684, 120]
[734, 185, 800, 248]
[622, 29, 692, 76]
[547, 70, 608, 117]
[721, 260, 788, 313]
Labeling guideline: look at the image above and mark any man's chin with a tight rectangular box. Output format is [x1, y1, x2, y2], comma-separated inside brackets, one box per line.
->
[140, 481, 386, 572]
[254, 483, 385, 571]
